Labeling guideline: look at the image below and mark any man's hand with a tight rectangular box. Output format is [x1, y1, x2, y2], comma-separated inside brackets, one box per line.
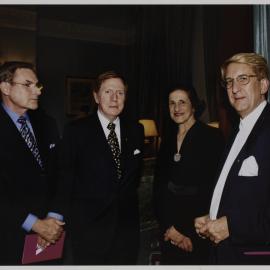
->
[164, 226, 193, 252]
[37, 235, 50, 248]
[200, 216, 229, 244]
[177, 236, 193, 252]
[32, 217, 65, 244]
[194, 214, 210, 238]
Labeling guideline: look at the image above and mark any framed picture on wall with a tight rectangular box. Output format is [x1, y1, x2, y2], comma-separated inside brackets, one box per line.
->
[66, 77, 96, 117]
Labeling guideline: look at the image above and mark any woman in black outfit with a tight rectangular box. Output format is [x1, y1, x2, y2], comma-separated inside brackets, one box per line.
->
[153, 84, 224, 264]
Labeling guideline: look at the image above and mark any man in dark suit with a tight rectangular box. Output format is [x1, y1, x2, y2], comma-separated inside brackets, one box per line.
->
[54, 71, 144, 264]
[0, 62, 64, 264]
[195, 53, 270, 264]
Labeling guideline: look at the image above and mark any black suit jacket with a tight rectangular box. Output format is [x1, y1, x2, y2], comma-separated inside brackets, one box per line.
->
[54, 112, 144, 264]
[213, 103, 270, 264]
[0, 106, 59, 264]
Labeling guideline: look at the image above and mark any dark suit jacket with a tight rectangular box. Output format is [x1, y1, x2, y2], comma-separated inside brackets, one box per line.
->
[53, 112, 144, 264]
[0, 106, 59, 264]
[213, 103, 270, 264]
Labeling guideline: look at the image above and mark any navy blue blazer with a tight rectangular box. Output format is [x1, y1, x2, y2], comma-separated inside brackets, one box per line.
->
[213, 103, 270, 264]
[0, 106, 59, 264]
[53, 112, 144, 263]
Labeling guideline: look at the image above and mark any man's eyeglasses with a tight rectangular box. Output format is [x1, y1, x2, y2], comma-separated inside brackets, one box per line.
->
[11, 81, 43, 90]
[221, 74, 258, 89]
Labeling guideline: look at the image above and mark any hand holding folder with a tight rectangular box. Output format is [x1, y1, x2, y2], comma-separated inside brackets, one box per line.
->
[22, 231, 65, 264]
[31, 217, 65, 244]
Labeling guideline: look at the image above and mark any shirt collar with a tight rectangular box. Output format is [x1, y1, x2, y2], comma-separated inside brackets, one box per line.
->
[1, 102, 29, 123]
[239, 100, 267, 131]
[97, 109, 120, 131]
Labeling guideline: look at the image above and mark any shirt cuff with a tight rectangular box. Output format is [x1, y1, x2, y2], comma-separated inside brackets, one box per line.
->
[47, 212, 64, 221]
[22, 213, 38, 232]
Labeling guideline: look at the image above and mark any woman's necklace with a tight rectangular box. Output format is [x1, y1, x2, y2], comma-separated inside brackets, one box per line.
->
[174, 152, 181, 162]
[174, 130, 188, 162]
[173, 119, 196, 162]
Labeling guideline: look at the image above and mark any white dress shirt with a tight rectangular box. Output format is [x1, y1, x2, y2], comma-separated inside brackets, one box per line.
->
[97, 109, 121, 150]
[209, 100, 267, 220]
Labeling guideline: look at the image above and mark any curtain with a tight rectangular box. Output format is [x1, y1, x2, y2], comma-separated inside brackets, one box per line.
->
[253, 5, 270, 101]
[202, 5, 221, 121]
[128, 5, 196, 135]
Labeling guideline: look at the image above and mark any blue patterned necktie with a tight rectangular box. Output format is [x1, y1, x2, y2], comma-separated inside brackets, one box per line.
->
[107, 122, 121, 179]
[17, 116, 43, 169]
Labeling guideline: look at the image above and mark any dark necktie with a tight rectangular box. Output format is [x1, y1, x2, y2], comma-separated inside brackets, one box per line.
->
[17, 116, 43, 169]
[107, 122, 121, 179]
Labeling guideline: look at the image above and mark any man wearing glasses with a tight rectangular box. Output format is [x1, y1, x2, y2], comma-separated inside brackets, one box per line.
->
[0, 62, 64, 264]
[195, 53, 270, 264]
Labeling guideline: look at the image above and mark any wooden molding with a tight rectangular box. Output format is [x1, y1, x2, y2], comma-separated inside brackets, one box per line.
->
[0, 7, 36, 31]
[39, 18, 132, 45]
[0, 7, 134, 45]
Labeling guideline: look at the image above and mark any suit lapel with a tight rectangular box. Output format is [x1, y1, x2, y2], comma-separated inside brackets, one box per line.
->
[214, 124, 239, 185]
[216, 104, 269, 185]
[94, 113, 115, 157]
[0, 106, 41, 169]
[28, 111, 45, 165]
[216, 126, 241, 216]
[93, 113, 120, 180]
[119, 118, 144, 190]
[94, 114, 132, 181]
[239, 104, 270, 154]
[119, 118, 138, 185]
[120, 119, 128, 177]
[218, 104, 270, 216]
[91, 114, 138, 186]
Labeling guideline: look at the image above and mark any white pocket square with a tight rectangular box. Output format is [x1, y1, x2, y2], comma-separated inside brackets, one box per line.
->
[238, 155, 258, 176]
[134, 149, 141, 155]
[49, 143, 56, 149]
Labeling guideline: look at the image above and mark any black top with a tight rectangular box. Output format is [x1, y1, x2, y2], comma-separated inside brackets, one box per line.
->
[153, 121, 224, 237]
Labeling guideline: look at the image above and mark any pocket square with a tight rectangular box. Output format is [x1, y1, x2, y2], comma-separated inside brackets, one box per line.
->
[134, 149, 141, 155]
[49, 143, 56, 149]
[238, 155, 258, 176]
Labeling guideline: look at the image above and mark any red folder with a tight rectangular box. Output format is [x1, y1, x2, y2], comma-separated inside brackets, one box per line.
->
[22, 231, 65, 264]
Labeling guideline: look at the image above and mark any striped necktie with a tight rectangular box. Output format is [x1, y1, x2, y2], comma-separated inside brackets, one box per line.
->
[17, 116, 43, 169]
[107, 122, 121, 179]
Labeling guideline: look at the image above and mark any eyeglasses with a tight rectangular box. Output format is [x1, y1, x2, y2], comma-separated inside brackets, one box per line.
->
[221, 74, 258, 89]
[11, 81, 43, 90]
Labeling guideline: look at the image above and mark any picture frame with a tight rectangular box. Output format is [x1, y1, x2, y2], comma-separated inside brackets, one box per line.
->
[66, 77, 96, 117]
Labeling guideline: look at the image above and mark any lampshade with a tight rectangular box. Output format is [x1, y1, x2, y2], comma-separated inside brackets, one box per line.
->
[139, 119, 158, 137]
